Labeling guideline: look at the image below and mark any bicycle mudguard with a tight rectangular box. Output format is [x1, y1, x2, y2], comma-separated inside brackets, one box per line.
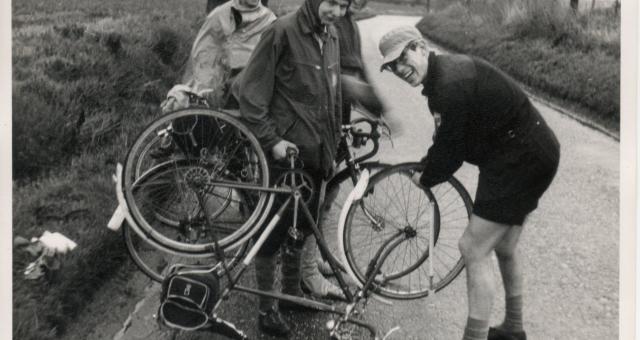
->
[351, 168, 370, 201]
[109, 164, 150, 243]
[336, 169, 394, 306]
[107, 163, 130, 232]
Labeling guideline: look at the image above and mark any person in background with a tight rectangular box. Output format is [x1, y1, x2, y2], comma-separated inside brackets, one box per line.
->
[161, 0, 275, 113]
[378, 25, 560, 340]
[234, 0, 351, 336]
[207, 0, 269, 16]
[299, 0, 385, 301]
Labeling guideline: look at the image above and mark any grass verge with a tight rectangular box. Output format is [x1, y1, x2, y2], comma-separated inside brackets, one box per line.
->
[416, 0, 619, 134]
[12, 0, 200, 337]
[10, 0, 415, 338]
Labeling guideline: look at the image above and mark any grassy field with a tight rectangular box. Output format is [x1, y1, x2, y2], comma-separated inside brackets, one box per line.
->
[416, 0, 620, 133]
[11, 0, 620, 339]
[13, 0, 214, 338]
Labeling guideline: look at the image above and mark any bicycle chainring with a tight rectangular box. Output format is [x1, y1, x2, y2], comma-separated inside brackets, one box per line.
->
[275, 169, 315, 205]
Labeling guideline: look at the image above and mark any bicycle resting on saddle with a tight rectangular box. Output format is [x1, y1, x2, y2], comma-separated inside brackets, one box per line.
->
[108, 104, 472, 339]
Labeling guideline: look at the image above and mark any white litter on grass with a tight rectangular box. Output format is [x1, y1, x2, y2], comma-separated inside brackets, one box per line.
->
[17, 231, 78, 279]
[32, 231, 77, 254]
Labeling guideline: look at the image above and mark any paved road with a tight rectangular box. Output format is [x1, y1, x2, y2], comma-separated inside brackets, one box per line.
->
[92, 15, 618, 340]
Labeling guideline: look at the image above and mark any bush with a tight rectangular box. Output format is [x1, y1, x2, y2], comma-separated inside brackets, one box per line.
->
[12, 5, 199, 339]
[13, 80, 79, 179]
[416, 0, 620, 131]
[12, 17, 192, 180]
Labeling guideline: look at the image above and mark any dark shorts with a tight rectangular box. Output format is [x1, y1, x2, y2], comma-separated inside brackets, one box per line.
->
[473, 114, 560, 226]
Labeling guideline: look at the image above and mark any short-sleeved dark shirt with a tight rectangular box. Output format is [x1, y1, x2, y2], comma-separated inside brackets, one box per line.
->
[418, 52, 560, 225]
[419, 52, 532, 187]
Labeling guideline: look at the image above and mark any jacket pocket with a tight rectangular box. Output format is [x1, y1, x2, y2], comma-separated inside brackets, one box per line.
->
[289, 59, 321, 105]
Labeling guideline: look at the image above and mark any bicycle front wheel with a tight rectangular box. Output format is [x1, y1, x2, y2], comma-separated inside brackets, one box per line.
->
[122, 108, 272, 254]
[340, 163, 471, 300]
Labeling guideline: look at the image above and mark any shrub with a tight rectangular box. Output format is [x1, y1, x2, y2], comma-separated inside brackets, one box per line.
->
[53, 23, 86, 40]
[417, 0, 619, 130]
[13, 80, 79, 180]
[12, 17, 192, 179]
[151, 26, 179, 65]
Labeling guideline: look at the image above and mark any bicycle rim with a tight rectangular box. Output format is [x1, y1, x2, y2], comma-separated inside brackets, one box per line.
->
[123, 223, 247, 282]
[122, 108, 272, 254]
[342, 163, 470, 300]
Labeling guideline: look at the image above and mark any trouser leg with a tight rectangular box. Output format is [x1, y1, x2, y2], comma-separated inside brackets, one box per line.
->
[254, 255, 277, 312]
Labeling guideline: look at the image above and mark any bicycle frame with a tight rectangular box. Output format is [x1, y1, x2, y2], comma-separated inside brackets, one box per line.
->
[109, 113, 428, 339]
[113, 157, 414, 339]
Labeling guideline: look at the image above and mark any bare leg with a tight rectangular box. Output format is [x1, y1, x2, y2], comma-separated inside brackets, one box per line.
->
[495, 226, 524, 298]
[458, 215, 511, 340]
[494, 226, 525, 333]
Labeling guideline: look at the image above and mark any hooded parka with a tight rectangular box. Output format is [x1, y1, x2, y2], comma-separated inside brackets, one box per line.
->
[234, 0, 342, 177]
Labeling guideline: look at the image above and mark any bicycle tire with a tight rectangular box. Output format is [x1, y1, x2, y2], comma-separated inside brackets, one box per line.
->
[339, 162, 472, 300]
[123, 223, 248, 282]
[122, 108, 273, 254]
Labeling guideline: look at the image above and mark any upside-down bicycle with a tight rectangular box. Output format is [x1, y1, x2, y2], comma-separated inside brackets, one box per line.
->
[109, 106, 472, 339]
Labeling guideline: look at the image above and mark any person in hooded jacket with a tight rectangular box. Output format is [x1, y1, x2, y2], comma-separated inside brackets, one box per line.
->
[161, 0, 275, 113]
[300, 0, 389, 301]
[206, 0, 269, 14]
[233, 0, 351, 336]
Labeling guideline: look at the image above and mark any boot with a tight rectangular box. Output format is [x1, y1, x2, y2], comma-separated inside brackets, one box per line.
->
[255, 256, 290, 336]
[300, 235, 346, 300]
[279, 244, 319, 311]
[258, 306, 291, 337]
[488, 327, 527, 340]
[280, 245, 304, 297]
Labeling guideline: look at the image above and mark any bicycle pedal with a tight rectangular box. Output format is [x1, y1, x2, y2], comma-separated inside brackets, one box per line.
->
[287, 226, 303, 240]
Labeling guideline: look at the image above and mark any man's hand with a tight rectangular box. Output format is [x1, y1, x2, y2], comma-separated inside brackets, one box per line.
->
[271, 140, 298, 160]
[161, 85, 192, 113]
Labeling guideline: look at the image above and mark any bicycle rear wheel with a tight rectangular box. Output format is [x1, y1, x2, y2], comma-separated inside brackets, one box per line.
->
[122, 108, 272, 254]
[340, 163, 471, 300]
[123, 223, 248, 283]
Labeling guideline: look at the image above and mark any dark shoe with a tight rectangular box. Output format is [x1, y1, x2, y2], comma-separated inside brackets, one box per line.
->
[258, 308, 290, 337]
[488, 327, 527, 340]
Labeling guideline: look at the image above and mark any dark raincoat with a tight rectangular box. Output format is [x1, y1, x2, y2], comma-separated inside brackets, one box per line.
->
[233, 0, 342, 177]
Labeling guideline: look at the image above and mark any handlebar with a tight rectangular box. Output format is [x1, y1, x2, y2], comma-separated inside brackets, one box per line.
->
[286, 146, 299, 169]
[341, 116, 390, 164]
[286, 147, 299, 158]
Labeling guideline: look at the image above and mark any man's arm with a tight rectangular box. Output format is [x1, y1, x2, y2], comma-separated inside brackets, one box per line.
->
[161, 8, 229, 113]
[418, 87, 467, 188]
[235, 25, 282, 152]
